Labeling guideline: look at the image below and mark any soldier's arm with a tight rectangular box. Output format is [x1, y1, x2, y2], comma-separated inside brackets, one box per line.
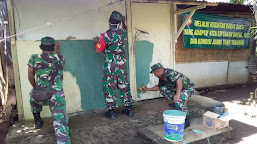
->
[143, 85, 159, 91]
[28, 66, 36, 89]
[122, 16, 127, 30]
[173, 77, 182, 102]
[54, 42, 61, 55]
[175, 77, 182, 96]
[95, 48, 102, 54]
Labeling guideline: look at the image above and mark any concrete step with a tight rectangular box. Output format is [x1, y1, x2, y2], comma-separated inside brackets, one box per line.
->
[138, 118, 233, 144]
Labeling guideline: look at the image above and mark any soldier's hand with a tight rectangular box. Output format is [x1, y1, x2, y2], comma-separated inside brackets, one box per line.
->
[54, 42, 60, 50]
[142, 85, 148, 91]
[94, 37, 99, 43]
[54, 42, 61, 54]
[173, 94, 180, 103]
[122, 16, 126, 24]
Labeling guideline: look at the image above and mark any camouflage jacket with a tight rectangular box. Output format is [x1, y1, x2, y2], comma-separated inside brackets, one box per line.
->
[158, 68, 195, 91]
[103, 28, 127, 65]
[28, 52, 64, 91]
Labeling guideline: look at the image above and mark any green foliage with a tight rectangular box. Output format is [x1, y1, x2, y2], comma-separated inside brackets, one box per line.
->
[229, 0, 246, 4]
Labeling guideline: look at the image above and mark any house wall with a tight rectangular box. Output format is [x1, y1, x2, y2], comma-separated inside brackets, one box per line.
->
[13, 0, 176, 120]
[175, 13, 251, 87]
[13, 0, 126, 40]
[130, 3, 173, 100]
[175, 61, 248, 88]
[13, 0, 252, 120]
[13, 0, 127, 120]
[16, 41, 83, 120]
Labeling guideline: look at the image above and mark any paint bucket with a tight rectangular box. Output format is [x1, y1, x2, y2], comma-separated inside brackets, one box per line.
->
[163, 110, 187, 142]
[213, 105, 224, 115]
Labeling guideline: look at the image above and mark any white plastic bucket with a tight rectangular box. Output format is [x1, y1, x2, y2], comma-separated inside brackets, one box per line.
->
[163, 110, 187, 142]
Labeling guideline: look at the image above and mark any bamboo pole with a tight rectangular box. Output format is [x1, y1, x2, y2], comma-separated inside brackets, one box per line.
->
[6, 0, 24, 120]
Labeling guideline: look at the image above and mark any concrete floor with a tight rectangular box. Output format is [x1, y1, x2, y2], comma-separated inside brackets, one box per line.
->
[5, 84, 257, 144]
[139, 118, 233, 144]
[5, 95, 225, 144]
[203, 84, 257, 144]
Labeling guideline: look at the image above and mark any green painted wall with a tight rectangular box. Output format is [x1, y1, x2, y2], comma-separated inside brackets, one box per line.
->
[56, 40, 152, 110]
[58, 40, 129, 110]
[135, 41, 154, 98]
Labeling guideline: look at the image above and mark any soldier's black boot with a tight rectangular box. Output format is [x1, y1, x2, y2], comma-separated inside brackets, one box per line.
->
[122, 106, 133, 117]
[168, 103, 175, 108]
[105, 110, 116, 120]
[184, 117, 190, 129]
[33, 112, 43, 129]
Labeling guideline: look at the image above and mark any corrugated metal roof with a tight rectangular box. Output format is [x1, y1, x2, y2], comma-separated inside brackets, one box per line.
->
[204, 0, 230, 3]
[129, 0, 228, 3]
[130, 0, 243, 4]
[129, 0, 253, 13]
[177, 3, 253, 14]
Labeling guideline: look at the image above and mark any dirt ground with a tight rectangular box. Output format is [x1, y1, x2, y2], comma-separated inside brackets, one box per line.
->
[0, 88, 17, 144]
[202, 84, 257, 144]
[1, 84, 257, 144]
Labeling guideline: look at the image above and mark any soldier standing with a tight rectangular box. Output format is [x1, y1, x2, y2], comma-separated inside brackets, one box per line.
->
[28, 37, 71, 143]
[94, 11, 134, 120]
[143, 63, 195, 128]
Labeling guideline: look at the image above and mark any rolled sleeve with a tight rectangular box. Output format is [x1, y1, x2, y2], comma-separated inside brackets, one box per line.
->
[27, 54, 36, 68]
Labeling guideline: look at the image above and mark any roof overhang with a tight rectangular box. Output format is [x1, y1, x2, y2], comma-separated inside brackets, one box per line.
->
[125, 0, 218, 6]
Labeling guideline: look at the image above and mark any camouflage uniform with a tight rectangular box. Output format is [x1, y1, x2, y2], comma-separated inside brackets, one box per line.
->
[158, 68, 195, 113]
[101, 28, 134, 110]
[28, 52, 71, 144]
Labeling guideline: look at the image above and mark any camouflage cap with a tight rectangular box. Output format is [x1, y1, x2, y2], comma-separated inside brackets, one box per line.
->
[109, 11, 122, 24]
[41, 37, 55, 46]
[150, 63, 163, 73]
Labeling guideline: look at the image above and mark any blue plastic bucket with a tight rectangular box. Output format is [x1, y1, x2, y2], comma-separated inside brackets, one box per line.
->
[213, 105, 224, 115]
[163, 110, 187, 142]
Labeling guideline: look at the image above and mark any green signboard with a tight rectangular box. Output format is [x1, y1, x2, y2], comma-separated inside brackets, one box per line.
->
[183, 12, 252, 49]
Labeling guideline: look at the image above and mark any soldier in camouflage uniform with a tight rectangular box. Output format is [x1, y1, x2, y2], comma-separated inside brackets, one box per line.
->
[28, 37, 71, 144]
[143, 63, 195, 128]
[94, 11, 134, 120]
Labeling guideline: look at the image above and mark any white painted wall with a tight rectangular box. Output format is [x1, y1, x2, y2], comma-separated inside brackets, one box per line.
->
[13, 0, 126, 120]
[13, 0, 126, 40]
[227, 61, 249, 85]
[176, 61, 249, 88]
[12, 0, 250, 120]
[16, 41, 83, 120]
[132, 3, 171, 67]
[131, 3, 172, 100]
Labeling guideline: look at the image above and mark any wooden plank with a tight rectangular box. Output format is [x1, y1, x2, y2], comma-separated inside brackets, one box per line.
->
[170, 4, 177, 69]
[0, 39, 8, 110]
[175, 4, 206, 14]
[176, 9, 195, 39]
[125, 0, 218, 6]
[6, 0, 24, 121]
[0, 43, 6, 87]
[126, 1, 138, 101]
[0, 85, 4, 106]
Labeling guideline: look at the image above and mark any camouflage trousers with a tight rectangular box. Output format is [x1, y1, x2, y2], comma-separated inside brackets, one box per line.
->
[30, 90, 71, 144]
[103, 62, 134, 110]
[159, 86, 194, 114]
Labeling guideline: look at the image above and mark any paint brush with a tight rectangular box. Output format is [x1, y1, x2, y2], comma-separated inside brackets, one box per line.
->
[138, 86, 146, 92]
